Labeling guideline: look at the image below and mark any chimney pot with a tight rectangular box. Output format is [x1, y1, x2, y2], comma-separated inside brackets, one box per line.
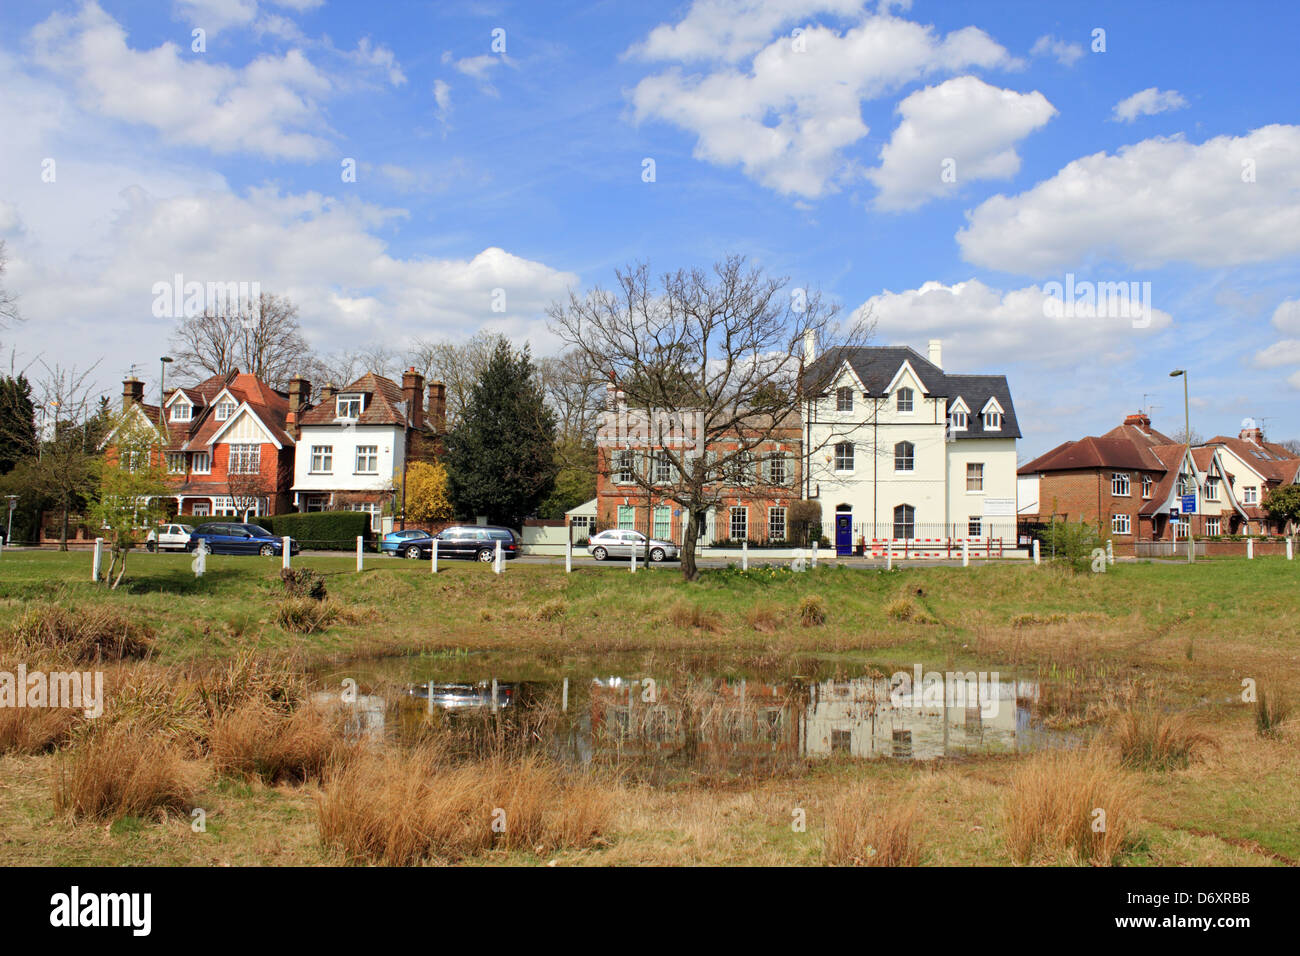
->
[928, 339, 942, 370]
[122, 376, 144, 411]
[402, 368, 425, 430]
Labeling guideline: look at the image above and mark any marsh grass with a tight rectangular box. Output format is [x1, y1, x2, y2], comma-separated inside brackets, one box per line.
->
[823, 786, 921, 866]
[7, 604, 154, 662]
[0, 704, 79, 755]
[210, 699, 349, 783]
[798, 595, 827, 627]
[668, 600, 723, 632]
[1256, 686, 1291, 739]
[53, 722, 199, 821]
[1108, 702, 1218, 770]
[275, 597, 345, 634]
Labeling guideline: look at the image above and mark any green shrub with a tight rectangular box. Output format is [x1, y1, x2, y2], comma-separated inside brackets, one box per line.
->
[1038, 520, 1103, 573]
[260, 511, 371, 550]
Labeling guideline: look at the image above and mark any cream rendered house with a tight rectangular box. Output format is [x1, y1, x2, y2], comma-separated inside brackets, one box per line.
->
[802, 339, 1019, 554]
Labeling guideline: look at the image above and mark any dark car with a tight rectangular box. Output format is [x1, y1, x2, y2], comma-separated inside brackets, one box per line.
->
[185, 522, 301, 556]
[396, 525, 519, 561]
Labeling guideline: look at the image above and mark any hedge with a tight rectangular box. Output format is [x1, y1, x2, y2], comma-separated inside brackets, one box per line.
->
[259, 511, 372, 550]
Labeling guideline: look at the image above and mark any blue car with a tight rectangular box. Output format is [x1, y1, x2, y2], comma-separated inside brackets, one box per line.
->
[186, 522, 301, 556]
[381, 528, 434, 558]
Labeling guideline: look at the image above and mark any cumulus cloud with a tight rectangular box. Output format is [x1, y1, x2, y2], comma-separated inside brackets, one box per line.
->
[1254, 299, 1300, 389]
[629, 13, 1017, 198]
[957, 125, 1300, 274]
[1029, 34, 1084, 67]
[1112, 87, 1187, 123]
[629, 0, 870, 64]
[852, 278, 1172, 369]
[867, 76, 1055, 210]
[174, 0, 324, 36]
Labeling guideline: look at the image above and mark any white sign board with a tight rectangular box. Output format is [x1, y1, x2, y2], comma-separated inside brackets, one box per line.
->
[982, 497, 1015, 517]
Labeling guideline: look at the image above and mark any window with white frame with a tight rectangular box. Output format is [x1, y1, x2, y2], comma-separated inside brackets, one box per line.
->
[1172, 516, 1190, 538]
[355, 445, 379, 474]
[729, 506, 748, 541]
[1243, 486, 1258, 505]
[894, 441, 914, 472]
[896, 387, 914, 413]
[348, 502, 382, 531]
[767, 453, 787, 486]
[893, 504, 915, 540]
[336, 394, 363, 419]
[1177, 473, 1195, 496]
[654, 454, 673, 485]
[836, 386, 854, 412]
[967, 515, 982, 537]
[613, 449, 634, 483]
[1142, 475, 1152, 498]
[310, 445, 333, 473]
[653, 505, 671, 540]
[191, 502, 210, 517]
[214, 400, 235, 421]
[1111, 513, 1132, 535]
[769, 506, 787, 541]
[967, 462, 984, 492]
[170, 403, 191, 422]
[983, 410, 1002, 430]
[834, 441, 854, 472]
[617, 505, 635, 530]
[1112, 472, 1131, 496]
[1205, 517, 1221, 536]
[228, 443, 260, 474]
[166, 452, 185, 474]
[1205, 476, 1220, 500]
[950, 409, 967, 430]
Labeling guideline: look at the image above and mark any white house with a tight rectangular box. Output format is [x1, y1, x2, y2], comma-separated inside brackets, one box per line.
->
[289, 370, 445, 530]
[802, 339, 1020, 554]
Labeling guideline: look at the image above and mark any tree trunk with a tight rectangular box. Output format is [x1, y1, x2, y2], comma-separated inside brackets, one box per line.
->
[681, 508, 703, 582]
[111, 549, 127, 590]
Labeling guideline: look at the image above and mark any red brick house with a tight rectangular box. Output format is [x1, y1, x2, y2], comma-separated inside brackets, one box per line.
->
[593, 387, 802, 545]
[110, 370, 297, 520]
[1017, 413, 1249, 542]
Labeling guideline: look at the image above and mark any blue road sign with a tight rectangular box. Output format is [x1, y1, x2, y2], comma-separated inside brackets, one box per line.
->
[1181, 494, 1197, 514]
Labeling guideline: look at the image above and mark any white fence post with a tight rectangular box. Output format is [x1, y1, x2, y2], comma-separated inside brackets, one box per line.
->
[427, 679, 434, 716]
[562, 677, 569, 713]
[630, 544, 637, 573]
[1032, 539, 1040, 566]
[1247, 537, 1254, 560]
[431, 537, 438, 574]
[282, 536, 291, 569]
[1288, 538, 1294, 561]
[811, 541, 818, 569]
[565, 536, 572, 573]
[356, 536, 363, 572]
[962, 539, 969, 568]
[92, 537, 104, 582]
[1106, 538, 1114, 566]
[494, 538, 503, 574]
[742, 540, 748, 571]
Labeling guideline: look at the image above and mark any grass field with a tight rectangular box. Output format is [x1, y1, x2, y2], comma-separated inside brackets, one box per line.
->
[0, 550, 1296, 866]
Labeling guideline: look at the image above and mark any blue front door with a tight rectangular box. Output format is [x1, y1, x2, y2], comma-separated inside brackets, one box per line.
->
[835, 514, 853, 556]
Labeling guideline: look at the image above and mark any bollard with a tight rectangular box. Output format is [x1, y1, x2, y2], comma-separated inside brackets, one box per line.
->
[282, 536, 291, 569]
[1288, 538, 1294, 561]
[494, 538, 503, 574]
[962, 539, 969, 568]
[811, 541, 818, 569]
[1032, 539, 1040, 566]
[1106, 538, 1114, 566]
[356, 536, 363, 572]
[431, 537, 438, 574]
[562, 677, 569, 713]
[427, 679, 434, 717]
[1247, 538, 1254, 560]
[630, 545, 637, 573]
[565, 536, 572, 573]
[491, 678, 499, 713]
[742, 540, 748, 572]
[92, 537, 104, 582]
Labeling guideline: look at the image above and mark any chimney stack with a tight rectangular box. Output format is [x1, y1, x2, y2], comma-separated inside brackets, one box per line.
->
[803, 328, 817, 365]
[1124, 412, 1153, 435]
[426, 381, 446, 433]
[402, 367, 425, 429]
[1239, 422, 1265, 445]
[122, 376, 144, 411]
[287, 375, 310, 438]
[319, 382, 338, 408]
[928, 338, 942, 370]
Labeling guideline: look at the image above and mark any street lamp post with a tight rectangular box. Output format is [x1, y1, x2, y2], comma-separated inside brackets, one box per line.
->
[1170, 369, 1193, 562]
[159, 356, 174, 430]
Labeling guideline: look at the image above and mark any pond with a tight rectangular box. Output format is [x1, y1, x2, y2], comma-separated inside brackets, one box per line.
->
[313, 652, 1069, 781]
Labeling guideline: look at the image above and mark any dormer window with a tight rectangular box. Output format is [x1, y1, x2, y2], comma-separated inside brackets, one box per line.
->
[983, 410, 1002, 430]
[949, 410, 967, 430]
[336, 394, 363, 419]
[836, 387, 854, 412]
[171, 403, 192, 422]
[896, 387, 914, 413]
[214, 401, 235, 421]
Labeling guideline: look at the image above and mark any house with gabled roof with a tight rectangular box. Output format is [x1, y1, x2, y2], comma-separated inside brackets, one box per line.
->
[802, 338, 1020, 553]
[1203, 420, 1300, 533]
[289, 368, 445, 530]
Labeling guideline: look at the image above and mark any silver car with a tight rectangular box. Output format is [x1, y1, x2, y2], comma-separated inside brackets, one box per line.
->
[587, 529, 678, 562]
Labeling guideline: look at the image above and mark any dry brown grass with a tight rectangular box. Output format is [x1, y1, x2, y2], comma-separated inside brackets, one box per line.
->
[210, 699, 348, 783]
[1108, 703, 1219, 770]
[798, 595, 827, 627]
[668, 600, 723, 632]
[7, 604, 154, 662]
[745, 604, 783, 633]
[0, 705, 79, 755]
[317, 745, 615, 864]
[823, 786, 921, 866]
[1002, 747, 1141, 865]
[275, 597, 344, 634]
[52, 722, 200, 821]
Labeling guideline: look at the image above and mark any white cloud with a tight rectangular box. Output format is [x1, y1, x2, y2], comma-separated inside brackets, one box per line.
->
[1029, 34, 1084, 67]
[854, 278, 1172, 369]
[629, 13, 1017, 198]
[629, 0, 870, 64]
[31, 2, 335, 161]
[957, 125, 1300, 274]
[174, 0, 259, 34]
[433, 79, 453, 125]
[346, 37, 406, 87]
[867, 76, 1055, 210]
[1254, 299, 1300, 388]
[441, 51, 513, 96]
[1112, 87, 1187, 123]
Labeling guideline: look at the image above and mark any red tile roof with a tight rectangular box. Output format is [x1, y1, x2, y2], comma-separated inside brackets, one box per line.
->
[297, 372, 414, 428]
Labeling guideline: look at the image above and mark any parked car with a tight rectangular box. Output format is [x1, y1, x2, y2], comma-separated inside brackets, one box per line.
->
[587, 529, 678, 562]
[402, 681, 516, 711]
[185, 522, 300, 556]
[380, 528, 434, 557]
[146, 523, 194, 552]
[396, 525, 519, 561]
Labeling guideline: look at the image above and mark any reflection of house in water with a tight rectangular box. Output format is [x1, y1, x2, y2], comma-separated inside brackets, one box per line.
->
[802, 677, 1038, 760]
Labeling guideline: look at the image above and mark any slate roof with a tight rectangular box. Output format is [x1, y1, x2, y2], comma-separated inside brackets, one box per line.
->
[807, 345, 1021, 438]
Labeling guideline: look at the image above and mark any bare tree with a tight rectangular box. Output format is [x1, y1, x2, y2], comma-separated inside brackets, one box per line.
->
[1278, 438, 1300, 457]
[538, 349, 606, 442]
[306, 344, 402, 393]
[26, 361, 104, 550]
[407, 331, 506, 427]
[170, 292, 312, 389]
[0, 240, 19, 331]
[548, 256, 865, 581]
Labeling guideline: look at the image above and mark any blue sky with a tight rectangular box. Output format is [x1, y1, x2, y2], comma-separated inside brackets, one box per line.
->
[1, 0, 1297, 457]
